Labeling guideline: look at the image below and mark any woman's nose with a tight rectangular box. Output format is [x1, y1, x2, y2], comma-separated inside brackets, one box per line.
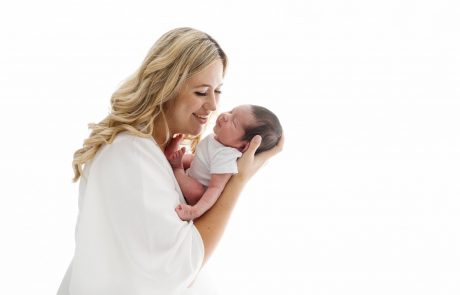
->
[205, 93, 217, 111]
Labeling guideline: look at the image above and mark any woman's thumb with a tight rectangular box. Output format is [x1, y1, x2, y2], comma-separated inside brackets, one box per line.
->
[246, 135, 262, 155]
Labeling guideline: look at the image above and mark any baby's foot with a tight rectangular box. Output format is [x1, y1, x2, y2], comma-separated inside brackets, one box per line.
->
[164, 134, 184, 160]
[168, 147, 186, 169]
[175, 204, 197, 221]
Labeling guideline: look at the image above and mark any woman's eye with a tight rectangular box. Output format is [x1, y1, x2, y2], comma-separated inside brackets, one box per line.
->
[215, 90, 222, 94]
[195, 92, 207, 97]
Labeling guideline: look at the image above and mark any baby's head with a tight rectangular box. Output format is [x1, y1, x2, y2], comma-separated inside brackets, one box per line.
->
[213, 104, 282, 154]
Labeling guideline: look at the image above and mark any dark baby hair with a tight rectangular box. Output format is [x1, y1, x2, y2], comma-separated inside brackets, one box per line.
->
[241, 105, 283, 154]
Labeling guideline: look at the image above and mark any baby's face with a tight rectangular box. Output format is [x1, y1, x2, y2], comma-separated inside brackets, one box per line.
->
[213, 105, 255, 151]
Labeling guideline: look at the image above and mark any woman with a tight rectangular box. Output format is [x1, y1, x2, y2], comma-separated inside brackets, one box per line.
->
[57, 27, 283, 295]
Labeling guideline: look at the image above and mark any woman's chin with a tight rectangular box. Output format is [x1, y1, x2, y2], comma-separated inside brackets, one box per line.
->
[188, 126, 205, 136]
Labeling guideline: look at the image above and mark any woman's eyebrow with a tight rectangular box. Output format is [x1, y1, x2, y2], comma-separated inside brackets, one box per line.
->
[194, 83, 223, 88]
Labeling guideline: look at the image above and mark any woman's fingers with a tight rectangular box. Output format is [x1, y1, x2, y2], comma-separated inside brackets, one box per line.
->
[244, 135, 262, 157]
[236, 134, 284, 181]
[256, 133, 284, 162]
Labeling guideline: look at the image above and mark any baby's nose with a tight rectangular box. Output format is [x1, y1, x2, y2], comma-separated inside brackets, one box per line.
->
[217, 114, 225, 125]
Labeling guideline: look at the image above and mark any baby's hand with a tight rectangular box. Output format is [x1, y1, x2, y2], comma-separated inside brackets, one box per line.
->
[168, 147, 186, 169]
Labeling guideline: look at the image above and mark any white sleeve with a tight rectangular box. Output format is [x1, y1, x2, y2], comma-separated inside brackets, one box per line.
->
[210, 148, 241, 174]
[91, 135, 204, 291]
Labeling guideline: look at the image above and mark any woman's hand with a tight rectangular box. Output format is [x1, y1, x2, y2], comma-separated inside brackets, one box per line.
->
[235, 134, 284, 183]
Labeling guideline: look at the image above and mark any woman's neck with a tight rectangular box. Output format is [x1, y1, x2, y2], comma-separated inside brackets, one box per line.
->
[152, 117, 171, 152]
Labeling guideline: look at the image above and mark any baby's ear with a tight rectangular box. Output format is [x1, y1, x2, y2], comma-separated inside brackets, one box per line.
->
[240, 141, 250, 153]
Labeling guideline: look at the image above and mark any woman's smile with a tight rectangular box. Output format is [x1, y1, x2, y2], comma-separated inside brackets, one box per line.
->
[193, 113, 211, 125]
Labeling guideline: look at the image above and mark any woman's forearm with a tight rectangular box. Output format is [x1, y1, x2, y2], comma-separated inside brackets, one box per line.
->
[193, 174, 246, 264]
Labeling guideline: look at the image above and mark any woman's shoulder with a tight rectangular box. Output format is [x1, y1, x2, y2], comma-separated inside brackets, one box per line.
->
[98, 132, 164, 162]
[112, 132, 157, 148]
[111, 131, 154, 145]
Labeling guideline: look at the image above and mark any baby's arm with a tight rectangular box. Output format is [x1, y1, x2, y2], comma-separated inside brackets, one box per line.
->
[173, 168, 206, 206]
[176, 173, 232, 221]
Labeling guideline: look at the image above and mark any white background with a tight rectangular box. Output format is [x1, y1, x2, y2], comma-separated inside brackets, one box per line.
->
[1, 0, 459, 294]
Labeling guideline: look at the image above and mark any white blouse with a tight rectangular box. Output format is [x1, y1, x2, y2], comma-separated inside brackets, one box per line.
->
[57, 133, 211, 295]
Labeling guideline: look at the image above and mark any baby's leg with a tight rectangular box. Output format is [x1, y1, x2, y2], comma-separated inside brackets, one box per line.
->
[173, 169, 206, 206]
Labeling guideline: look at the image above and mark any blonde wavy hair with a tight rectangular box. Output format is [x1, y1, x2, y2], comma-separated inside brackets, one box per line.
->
[72, 27, 227, 182]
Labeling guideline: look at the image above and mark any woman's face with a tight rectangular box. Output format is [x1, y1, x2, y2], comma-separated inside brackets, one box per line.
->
[166, 60, 223, 136]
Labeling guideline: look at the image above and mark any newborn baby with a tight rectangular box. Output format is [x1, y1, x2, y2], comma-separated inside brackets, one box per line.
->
[168, 104, 282, 220]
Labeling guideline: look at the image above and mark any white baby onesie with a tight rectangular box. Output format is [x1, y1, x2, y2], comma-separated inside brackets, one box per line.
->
[187, 134, 242, 186]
